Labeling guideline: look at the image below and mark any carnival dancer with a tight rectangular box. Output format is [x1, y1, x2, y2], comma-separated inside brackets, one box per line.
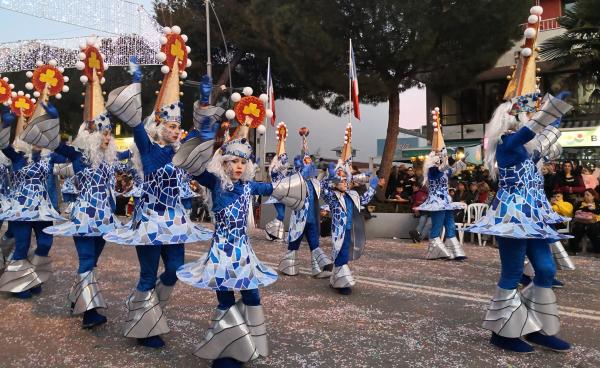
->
[416, 107, 466, 260]
[174, 85, 304, 368]
[264, 123, 290, 241]
[0, 61, 69, 298]
[320, 124, 383, 295]
[20, 43, 130, 328]
[279, 126, 333, 277]
[467, 5, 574, 353]
[0, 77, 14, 269]
[103, 27, 213, 348]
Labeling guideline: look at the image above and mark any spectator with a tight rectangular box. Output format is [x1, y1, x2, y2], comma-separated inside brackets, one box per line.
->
[542, 164, 556, 199]
[477, 182, 493, 205]
[394, 186, 409, 201]
[568, 189, 600, 254]
[386, 166, 400, 198]
[555, 161, 586, 204]
[409, 183, 429, 243]
[403, 167, 417, 197]
[465, 182, 478, 204]
[550, 192, 574, 218]
[319, 205, 332, 237]
[453, 182, 469, 203]
[414, 167, 424, 187]
[581, 167, 599, 190]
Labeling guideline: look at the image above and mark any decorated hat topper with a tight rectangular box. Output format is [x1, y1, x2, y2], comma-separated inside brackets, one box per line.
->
[299, 127, 312, 164]
[153, 25, 191, 124]
[340, 123, 353, 163]
[26, 59, 70, 121]
[504, 5, 544, 115]
[275, 122, 287, 156]
[0, 76, 14, 106]
[75, 37, 111, 131]
[224, 87, 274, 129]
[332, 123, 353, 184]
[431, 107, 446, 152]
[10, 91, 36, 117]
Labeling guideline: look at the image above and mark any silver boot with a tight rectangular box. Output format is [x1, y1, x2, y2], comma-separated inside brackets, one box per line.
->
[330, 264, 356, 289]
[426, 237, 450, 260]
[69, 269, 107, 315]
[155, 279, 175, 309]
[311, 248, 333, 278]
[482, 287, 542, 338]
[0, 234, 15, 262]
[123, 289, 169, 338]
[0, 255, 52, 292]
[264, 219, 284, 241]
[237, 301, 270, 357]
[278, 250, 299, 276]
[521, 284, 560, 336]
[194, 305, 259, 362]
[550, 241, 575, 271]
[445, 237, 466, 260]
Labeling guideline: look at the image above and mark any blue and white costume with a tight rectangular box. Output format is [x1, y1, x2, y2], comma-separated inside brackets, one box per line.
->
[264, 152, 288, 241]
[173, 81, 302, 367]
[60, 174, 78, 207]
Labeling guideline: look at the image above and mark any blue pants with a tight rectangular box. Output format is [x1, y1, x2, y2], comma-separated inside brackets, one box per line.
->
[274, 203, 285, 221]
[288, 221, 319, 251]
[430, 210, 456, 239]
[497, 237, 556, 289]
[135, 244, 184, 291]
[334, 229, 352, 267]
[216, 288, 261, 309]
[74, 236, 106, 273]
[11, 221, 53, 260]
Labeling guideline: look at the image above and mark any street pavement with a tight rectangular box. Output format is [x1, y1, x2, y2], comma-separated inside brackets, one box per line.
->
[1, 222, 599, 368]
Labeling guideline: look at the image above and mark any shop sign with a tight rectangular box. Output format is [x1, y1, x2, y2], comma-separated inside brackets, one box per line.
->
[558, 129, 600, 147]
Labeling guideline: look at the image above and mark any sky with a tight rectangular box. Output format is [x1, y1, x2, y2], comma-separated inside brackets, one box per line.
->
[0, 0, 428, 162]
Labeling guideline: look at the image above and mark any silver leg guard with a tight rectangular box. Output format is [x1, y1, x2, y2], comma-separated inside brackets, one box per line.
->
[278, 250, 299, 276]
[155, 279, 174, 309]
[445, 237, 466, 260]
[0, 255, 52, 292]
[194, 305, 259, 362]
[68, 270, 107, 315]
[482, 287, 542, 338]
[264, 219, 284, 240]
[330, 264, 356, 289]
[124, 289, 170, 338]
[521, 284, 560, 336]
[426, 237, 450, 260]
[0, 234, 15, 262]
[311, 248, 332, 278]
[237, 301, 270, 357]
[523, 261, 535, 278]
[551, 241, 575, 271]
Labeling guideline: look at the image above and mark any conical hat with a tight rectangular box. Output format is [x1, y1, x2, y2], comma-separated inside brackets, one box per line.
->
[340, 123, 353, 163]
[76, 41, 108, 125]
[275, 122, 287, 156]
[431, 107, 445, 152]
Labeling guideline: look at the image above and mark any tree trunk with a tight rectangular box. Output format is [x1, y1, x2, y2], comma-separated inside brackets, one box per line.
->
[377, 91, 400, 200]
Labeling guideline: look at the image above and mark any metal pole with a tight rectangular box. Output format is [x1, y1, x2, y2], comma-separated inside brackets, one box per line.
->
[205, 0, 212, 78]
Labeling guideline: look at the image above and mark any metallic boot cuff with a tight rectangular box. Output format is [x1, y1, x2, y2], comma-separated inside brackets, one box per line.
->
[311, 248, 333, 278]
[124, 289, 170, 338]
[330, 264, 355, 288]
[69, 270, 107, 315]
[444, 237, 466, 259]
[278, 250, 299, 276]
[521, 284, 560, 336]
[482, 287, 541, 338]
[426, 237, 450, 260]
[155, 279, 175, 309]
[265, 219, 284, 240]
[550, 241, 575, 271]
[237, 301, 270, 357]
[0, 256, 52, 292]
[194, 305, 259, 362]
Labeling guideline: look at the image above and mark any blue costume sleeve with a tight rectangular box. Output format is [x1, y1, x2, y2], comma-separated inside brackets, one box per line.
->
[250, 181, 273, 196]
[502, 126, 536, 150]
[359, 187, 376, 206]
[54, 142, 81, 162]
[133, 124, 152, 155]
[2, 146, 21, 162]
[194, 171, 218, 190]
[117, 150, 131, 160]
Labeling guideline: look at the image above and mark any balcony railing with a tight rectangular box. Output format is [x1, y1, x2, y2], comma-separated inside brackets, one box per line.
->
[521, 17, 561, 31]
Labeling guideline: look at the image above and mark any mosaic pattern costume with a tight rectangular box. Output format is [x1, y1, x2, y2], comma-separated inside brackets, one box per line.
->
[177, 173, 278, 290]
[60, 175, 79, 204]
[416, 167, 463, 212]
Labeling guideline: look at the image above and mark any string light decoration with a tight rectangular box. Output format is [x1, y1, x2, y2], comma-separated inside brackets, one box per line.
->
[0, 0, 162, 72]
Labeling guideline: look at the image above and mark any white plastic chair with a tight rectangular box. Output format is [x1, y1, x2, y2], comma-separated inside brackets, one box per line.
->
[466, 203, 489, 246]
[454, 202, 468, 245]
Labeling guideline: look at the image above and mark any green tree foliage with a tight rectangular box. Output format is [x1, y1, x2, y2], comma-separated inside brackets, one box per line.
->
[540, 0, 600, 85]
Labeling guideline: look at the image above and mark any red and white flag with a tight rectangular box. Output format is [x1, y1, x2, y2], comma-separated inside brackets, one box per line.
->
[349, 39, 361, 120]
[266, 57, 276, 126]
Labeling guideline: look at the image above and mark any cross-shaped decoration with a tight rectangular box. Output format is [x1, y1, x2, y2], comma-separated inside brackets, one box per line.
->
[15, 97, 30, 110]
[40, 69, 58, 87]
[170, 39, 184, 61]
[88, 52, 100, 70]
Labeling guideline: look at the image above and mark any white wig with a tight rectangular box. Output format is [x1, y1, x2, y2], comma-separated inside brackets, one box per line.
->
[484, 102, 524, 180]
[206, 149, 257, 191]
[72, 122, 117, 168]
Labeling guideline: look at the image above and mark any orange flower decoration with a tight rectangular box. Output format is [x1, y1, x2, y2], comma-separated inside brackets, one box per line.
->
[161, 33, 188, 72]
[32, 65, 65, 96]
[82, 46, 105, 80]
[234, 96, 266, 128]
[11, 95, 35, 117]
[0, 79, 11, 104]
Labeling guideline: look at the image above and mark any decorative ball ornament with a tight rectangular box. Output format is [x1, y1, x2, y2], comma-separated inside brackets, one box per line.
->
[159, 26, 189, 74]
[180, 71, 188, 79]
[0, 78, 12, 104]
[234, 95, 266, 128]
[10, 93, 35, 117]
[231, 92, 241, 102]
[32, 63, 67, 96]
[266, 109, 274, 118]
[75, 61, 85, 70]
[25, 82, 34, 90]
[528, 14, 539, 24]
[530, 6, 543, 16]
[520, 47, 533, 57]
[242, 87, 253, 96]
[524, 27, 536, 39]
[299, 127, 310, 137]
[25, 71, 33, 78]
[256, 124, 266, 136]
[33, 91, 40, 98]
[80, 75, 89, 84]
[156, 52, 167, 62]
[161, 65, 170, 74]
[225, 109, 236, 120]
[259, 93, 268, 103]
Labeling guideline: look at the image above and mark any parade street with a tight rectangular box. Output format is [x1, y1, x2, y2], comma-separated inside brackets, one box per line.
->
[1, 225, 599, 368]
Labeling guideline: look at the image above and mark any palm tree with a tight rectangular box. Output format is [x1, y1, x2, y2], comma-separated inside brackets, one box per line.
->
[539, 0, 600, 87]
